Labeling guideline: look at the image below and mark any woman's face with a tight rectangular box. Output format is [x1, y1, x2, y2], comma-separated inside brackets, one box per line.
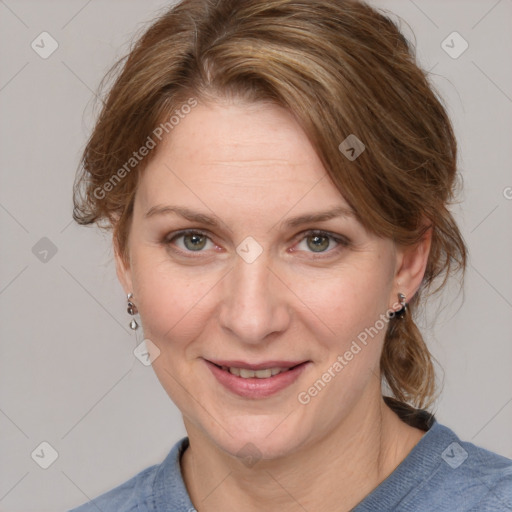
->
[116, 100, 420, 460]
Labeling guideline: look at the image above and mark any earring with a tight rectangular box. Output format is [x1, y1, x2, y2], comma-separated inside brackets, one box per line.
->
[127, 292, 139, 330]
[396, 292, 408, 319]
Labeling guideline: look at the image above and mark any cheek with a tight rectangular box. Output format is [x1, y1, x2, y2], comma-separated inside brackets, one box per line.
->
[130, 242, 394, 362]
[129, 249, 215, 344]
[289, 261, 392, 345]
[293, 269, 392, 409]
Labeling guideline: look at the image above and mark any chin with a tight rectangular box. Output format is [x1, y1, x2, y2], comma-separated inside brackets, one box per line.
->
[201, 413, 314, 464]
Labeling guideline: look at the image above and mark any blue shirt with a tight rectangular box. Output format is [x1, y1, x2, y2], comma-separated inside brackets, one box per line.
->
[69, 410, 512, 511]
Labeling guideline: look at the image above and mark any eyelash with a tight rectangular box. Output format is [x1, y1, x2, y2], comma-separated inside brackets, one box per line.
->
[163, 229, 350, 259]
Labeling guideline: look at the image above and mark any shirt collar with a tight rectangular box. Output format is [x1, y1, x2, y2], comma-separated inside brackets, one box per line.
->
[149, 399, 441, 510]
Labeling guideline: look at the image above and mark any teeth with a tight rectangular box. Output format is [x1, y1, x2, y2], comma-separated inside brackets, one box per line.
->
[254, 368, 272, 378]
[225, 366, 288, 378]
[228, 367, 240, 376]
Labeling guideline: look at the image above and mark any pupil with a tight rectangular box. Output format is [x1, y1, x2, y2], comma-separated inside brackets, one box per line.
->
[184, 234, 207, 251]
[308, 235, 329, 252]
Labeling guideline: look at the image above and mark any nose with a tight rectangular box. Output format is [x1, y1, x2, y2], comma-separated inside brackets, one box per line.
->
[218, 253, 291, 345]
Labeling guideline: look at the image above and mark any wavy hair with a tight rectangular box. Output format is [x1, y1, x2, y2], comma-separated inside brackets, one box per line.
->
[73, 0, 467, 409]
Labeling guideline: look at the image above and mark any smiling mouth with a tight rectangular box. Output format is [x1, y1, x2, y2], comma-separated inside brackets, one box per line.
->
[210, 362, 306, 379]
[205, 359, 311, 398]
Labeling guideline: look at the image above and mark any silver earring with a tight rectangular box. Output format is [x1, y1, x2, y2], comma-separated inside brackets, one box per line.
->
[396, 292, 408, 319]
[127, 292, 139, 330]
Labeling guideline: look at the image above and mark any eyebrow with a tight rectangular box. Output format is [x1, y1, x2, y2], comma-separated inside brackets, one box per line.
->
[144, 205, 225, 229]
[281, 206, 356, 229]
[144, 204, 356, 231]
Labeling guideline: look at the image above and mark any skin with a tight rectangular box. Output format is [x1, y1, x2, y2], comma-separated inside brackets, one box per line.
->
[115, 100, 432, 512]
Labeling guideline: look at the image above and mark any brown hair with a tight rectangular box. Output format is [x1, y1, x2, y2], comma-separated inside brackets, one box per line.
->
[73, 0, 467, 409]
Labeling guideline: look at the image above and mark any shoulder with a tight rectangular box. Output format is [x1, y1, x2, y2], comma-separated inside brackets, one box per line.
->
[404, 422, 512, 511]
[355, 419, 512, 512]
[447, 432, 512, 511]
[67, 464, 158, 512]
[67, 437, 190, 512]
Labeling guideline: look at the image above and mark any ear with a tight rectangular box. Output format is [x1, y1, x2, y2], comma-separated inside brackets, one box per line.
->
[114, 238, 133, 296]
[392, 225, 432, 304]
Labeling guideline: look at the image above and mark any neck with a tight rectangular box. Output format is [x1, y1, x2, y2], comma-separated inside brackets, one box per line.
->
[181, 393, 425, 512]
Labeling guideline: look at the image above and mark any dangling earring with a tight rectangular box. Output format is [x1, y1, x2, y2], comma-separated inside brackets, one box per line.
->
[127, 292, 139, 330]
[396, 292, 408, 319]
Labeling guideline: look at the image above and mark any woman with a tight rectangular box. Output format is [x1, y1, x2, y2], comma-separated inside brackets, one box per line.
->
[69, 0, 512, 510]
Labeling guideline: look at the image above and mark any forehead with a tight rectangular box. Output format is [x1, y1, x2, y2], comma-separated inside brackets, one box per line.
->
[136, 100, 351, 214]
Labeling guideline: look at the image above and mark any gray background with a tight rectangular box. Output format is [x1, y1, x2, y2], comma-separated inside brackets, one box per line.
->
[0, 0, 511, 510]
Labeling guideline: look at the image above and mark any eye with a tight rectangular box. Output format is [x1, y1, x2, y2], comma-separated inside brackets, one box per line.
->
[166, 230, 215, 253]
[163, 229, 349, 258]
[295, 230, 349, 255]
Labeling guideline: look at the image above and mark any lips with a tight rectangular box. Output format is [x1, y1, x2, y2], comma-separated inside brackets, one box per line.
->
[208, 360, 306, 370]
[210, 359, 305, 376]
[204, 358, 310, 398]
